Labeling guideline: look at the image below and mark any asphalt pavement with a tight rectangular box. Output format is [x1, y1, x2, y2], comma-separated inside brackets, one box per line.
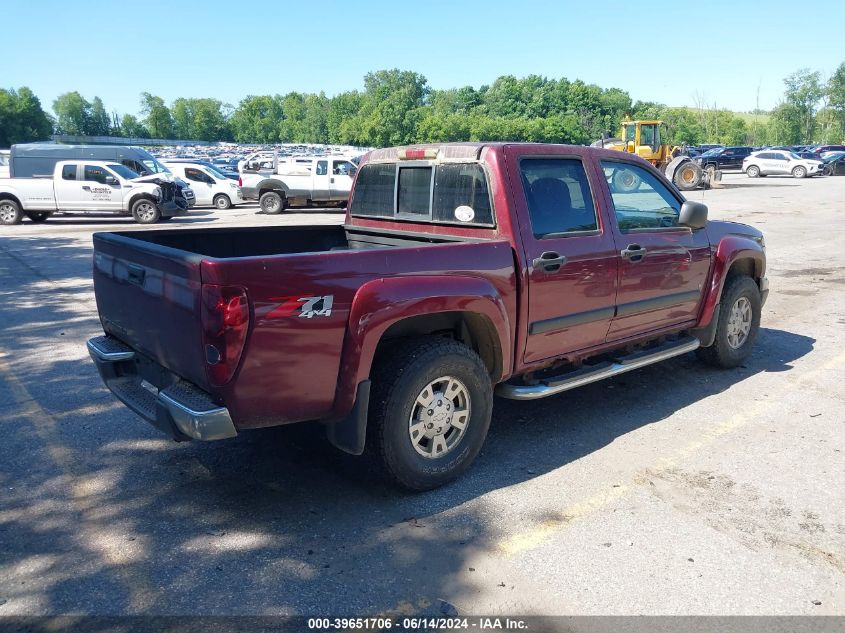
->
[0, 176, 843, 616]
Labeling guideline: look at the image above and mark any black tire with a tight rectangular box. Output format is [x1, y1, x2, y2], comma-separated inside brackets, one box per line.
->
[696, 276, 761, 369]
[792, 165, 807, 179]
[0, 199, 23, 225]
[674, 161, 704, 191]
[368, 337, 493, 491]
[260, 191, 286, 214]
[213, 194, 231, 210]
[611, 168, 641, 193]
[746, 165, 760, 178]
[25, 211, 51, 223]
[131, 198, 161, 224]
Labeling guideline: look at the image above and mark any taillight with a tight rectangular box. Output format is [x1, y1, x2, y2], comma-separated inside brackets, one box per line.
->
[201, 284, 249, 386]
[237, 176, 242, 187]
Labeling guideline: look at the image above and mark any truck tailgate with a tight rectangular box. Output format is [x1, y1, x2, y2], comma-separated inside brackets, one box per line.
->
[92, 232, 210, 392]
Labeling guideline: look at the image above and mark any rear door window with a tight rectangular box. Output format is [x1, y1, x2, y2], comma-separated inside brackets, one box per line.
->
[519, 158, 598, 237]
[61, 165, 77, 180]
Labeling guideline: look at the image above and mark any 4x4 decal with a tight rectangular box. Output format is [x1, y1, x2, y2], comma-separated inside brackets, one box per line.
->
[267, 295, 334, 319]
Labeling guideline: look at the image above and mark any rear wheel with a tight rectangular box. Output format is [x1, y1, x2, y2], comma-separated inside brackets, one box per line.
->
[213, 194, 231, 210]
[368, 337, 493, 491]
[697, 276, 761, 369]
[131, 198, 161, 224]
[792, 165, 807, 178]
[260, 191, 286, 214]
[746, 165, 760, 178]
[0, 200, 23, 225]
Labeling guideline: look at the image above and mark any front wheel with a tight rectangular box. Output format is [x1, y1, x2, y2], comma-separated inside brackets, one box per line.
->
[131, 198, 161, 224]
[746, 165, 760, 178]
[213, 194, 232, 210]
[0, 200, 23, 225]
[697, 276, 761, 369]
[792, 165, 807, 178]
[368, 337, 493, 491]
[259, 191, 286, 214]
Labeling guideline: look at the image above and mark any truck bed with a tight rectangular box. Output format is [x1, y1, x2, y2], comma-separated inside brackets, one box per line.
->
[92, 225, 517, 430]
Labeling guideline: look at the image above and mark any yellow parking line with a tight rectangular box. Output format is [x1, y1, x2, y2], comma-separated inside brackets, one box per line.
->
[497, 349, 845, 557]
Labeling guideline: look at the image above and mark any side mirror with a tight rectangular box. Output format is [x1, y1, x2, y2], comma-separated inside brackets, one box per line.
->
[105, 175, 119, 186]
[679, 200, 708, 229]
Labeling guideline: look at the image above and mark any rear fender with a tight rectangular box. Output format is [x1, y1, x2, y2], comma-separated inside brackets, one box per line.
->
[257, 179, 290, 196]
[698, 236, 764, 328]
[331, 275, 511, 419]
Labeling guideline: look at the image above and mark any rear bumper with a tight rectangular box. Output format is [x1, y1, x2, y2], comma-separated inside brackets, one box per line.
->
[87, 335, 237, 442]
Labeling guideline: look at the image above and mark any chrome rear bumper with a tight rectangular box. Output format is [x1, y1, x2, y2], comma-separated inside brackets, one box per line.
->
[87, 335, 237, 441]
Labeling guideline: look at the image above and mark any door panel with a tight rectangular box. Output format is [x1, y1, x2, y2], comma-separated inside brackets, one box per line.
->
[312, 160, 331, 200]
[599, 160, 711, 340]
[53, 164, 85, 209]
[81, 165, 123, 210]
[508, 150, 618, 363]
[330, 159, 355, 201]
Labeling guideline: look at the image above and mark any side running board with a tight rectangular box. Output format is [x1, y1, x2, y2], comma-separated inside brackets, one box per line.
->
[496, 336, 700, 401]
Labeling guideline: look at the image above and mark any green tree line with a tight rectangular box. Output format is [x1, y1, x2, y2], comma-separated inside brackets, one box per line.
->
[2, 64, 845, 147]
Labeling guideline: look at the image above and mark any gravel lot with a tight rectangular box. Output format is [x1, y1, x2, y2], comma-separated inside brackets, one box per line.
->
[1, 173, 843, 616]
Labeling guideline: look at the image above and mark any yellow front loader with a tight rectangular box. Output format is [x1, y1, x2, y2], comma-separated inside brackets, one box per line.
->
[592, 120, 707, 191]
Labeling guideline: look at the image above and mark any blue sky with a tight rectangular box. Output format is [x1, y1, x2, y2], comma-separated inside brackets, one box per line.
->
[5, 0, 843, 118]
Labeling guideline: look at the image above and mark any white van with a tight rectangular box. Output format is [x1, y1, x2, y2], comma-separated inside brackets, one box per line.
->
[163, 161, 244, 209]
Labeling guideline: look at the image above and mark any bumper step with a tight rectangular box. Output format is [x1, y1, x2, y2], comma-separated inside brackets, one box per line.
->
[496, 336, 700, 401]
[88, 335, 237, 441]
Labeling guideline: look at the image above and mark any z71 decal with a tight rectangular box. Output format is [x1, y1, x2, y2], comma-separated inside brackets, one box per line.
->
[267, 295, 334, 319]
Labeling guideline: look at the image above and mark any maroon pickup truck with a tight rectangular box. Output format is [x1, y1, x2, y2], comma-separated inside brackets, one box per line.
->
[88, 143, 768, 490]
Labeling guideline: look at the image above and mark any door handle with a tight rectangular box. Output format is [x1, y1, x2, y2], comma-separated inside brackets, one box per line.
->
[532, 251, 567, 272]
[621, 244, 647, 261]
[330, 177, 335, 183]
[82, 186, 91, 191]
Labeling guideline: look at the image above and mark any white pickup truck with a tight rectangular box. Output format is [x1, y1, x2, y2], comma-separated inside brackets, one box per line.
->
[240, 155, 358, 213]
[0, 160, 185, 225]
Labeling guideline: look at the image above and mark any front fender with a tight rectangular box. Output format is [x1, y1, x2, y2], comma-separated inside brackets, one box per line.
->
[698, 235, 765, 328]
[331, 275, 512, 419]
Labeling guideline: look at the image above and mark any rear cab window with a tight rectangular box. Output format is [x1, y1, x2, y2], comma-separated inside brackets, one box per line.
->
[350, 162, 494, 227]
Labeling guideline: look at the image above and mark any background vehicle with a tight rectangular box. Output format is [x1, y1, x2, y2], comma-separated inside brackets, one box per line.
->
[9, 143, 196, 209]
[163, 161, 245, 209]
[811, 144, 845, 155]
[0, 160, 182, 224]
[694, 146, 754, 173]
[743, 150, 823, 178]
[821, 151, 845, 176]
[592, 120, 708, 191]
[88, 142, 768, 490]
[167, 158, 239, 180]
[240, 155, 358, 213]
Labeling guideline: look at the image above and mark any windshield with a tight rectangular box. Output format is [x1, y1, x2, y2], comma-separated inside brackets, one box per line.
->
[141, 158, 172, 174]
[822, 151, 845, 161]
[699, 148, 721, 157]
[108, 163, 145, 180]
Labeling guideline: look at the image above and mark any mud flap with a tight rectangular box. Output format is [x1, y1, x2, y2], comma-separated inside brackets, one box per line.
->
[326, 380, 371, 455]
